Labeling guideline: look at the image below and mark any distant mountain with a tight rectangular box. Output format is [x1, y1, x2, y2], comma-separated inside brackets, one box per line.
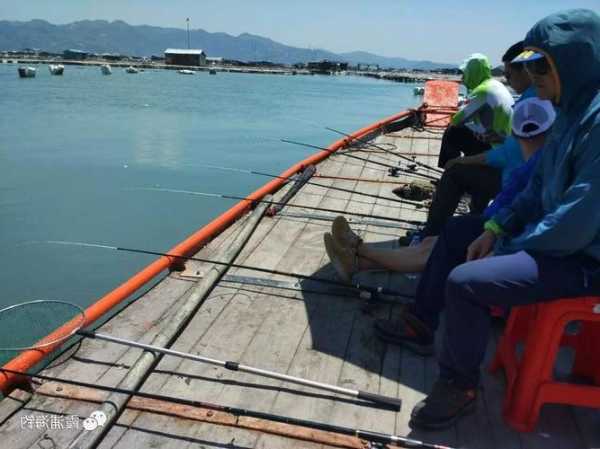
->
[0, 19, 456, 70]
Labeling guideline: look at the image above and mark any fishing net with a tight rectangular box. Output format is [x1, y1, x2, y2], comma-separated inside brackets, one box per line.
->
[0, 300, 85, 352]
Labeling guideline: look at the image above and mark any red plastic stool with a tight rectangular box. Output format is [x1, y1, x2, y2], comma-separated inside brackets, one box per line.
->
[489, 296, 600, 432]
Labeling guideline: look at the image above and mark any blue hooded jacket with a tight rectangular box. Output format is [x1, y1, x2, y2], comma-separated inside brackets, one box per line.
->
[492, 9, 600, 259]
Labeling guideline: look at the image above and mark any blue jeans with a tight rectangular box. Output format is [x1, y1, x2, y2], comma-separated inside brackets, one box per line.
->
[413, 216, 600, 389]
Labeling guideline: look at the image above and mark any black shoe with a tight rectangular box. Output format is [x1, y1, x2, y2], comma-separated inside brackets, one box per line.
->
[410, 379, 477, 430]
[374, 314, 434, 356]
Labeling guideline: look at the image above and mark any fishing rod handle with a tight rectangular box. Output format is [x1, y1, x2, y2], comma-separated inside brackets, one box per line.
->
[78, 330, 225, 367]
[228, 363, 401, 411]
[356, 429, 457, 449]
[356, 390, 402, 410]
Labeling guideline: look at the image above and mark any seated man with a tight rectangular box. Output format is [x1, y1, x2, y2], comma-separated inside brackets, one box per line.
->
[323, 96, 555, 290]
[407, 9, 600, 430]
[436, 51, 515, 168]
[415, 44, 531, 240]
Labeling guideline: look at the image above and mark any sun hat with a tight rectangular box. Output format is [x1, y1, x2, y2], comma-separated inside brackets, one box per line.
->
[512, 97, 556, 138]
[512, 49, 545, 63]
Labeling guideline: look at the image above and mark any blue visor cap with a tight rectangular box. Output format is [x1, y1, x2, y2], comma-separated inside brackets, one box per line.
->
[512, 50, 545, 64]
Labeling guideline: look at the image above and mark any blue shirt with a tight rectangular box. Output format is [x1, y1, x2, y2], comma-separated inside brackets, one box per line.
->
[484, 87, 536, 187]
[484, 148, 542, 219]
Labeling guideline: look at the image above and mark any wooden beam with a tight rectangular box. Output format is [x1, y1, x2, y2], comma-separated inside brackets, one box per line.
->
[35, 382, 367, 449]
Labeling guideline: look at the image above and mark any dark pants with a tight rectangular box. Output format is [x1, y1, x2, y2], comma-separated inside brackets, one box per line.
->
[414, 215, 486, 330]
[413, 216, 600, 389]
[438, 125, 491, 168]
[421, 165, 501, 237]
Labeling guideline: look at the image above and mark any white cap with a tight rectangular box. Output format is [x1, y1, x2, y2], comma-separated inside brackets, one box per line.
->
[512, 97, 556, 138]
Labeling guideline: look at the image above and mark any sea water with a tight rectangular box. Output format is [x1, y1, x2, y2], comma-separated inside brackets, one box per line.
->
[0, 63, 417, 353]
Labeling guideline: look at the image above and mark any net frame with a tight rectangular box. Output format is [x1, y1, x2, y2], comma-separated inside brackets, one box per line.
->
[0, 300, 86, 351]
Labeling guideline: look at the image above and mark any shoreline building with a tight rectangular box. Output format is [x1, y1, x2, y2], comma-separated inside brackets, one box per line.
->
[306, 60, 348, 75]
[63, 49, 89, 60]
[164, 48, 206, 66]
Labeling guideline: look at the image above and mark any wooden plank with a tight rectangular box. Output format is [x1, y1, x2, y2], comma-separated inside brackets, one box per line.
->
[0, 388, 30, 425]
[43, 275, 195, 382]
[35, 382, 363, 449]
[120, 289, 275, 449]
[263, 293, 357, 422]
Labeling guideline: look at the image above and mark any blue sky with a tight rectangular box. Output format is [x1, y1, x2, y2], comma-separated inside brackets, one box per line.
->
[2, 1, 599, 64]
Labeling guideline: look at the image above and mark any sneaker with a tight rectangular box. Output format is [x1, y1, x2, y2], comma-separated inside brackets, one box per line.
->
[374, 313, 434, 356]
[410, 379, 477, 430]
[324, 232, 356, 284]
[331, 216, 362, 250]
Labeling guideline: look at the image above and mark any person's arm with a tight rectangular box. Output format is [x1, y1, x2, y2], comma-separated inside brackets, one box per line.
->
[444, 152, 487, 170]
[468, 166, 543, 261]
[483, 150, 542, 220]
[497, 125, 600, 256]
[451, 86, 486, 127]
[487, 159, 544, 236]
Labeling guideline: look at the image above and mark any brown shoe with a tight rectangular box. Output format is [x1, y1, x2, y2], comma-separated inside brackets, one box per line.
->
[324, 232, 357, 284]
[331, 215, 362, 250]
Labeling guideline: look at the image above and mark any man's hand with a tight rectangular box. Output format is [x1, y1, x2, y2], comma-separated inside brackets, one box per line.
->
[466, 230, 497, 261]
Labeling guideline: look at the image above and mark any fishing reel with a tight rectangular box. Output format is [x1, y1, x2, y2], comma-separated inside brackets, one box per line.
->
[388, 166, 400, 177]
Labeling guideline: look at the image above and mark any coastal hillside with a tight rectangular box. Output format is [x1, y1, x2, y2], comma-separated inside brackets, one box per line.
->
[0, 19, 455, 69]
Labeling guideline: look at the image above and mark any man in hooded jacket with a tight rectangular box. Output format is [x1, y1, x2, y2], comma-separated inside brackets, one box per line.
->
[410, 8, 600, 430]
[437, 53, 514, 168]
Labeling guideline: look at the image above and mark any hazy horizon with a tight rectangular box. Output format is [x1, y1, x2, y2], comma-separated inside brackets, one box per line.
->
[2, 1, 599, 65]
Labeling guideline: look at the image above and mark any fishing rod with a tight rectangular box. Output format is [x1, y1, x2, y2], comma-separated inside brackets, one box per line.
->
[82, 329, 404, 409]
[137, 187, 425, 226]
[0, 368, 455, 449]
[314, 174, 412, 185]
[42, 241, 416, 301]
[325, 127, 444, 175]
[281, 139, 439, 182]
[192, 163, 426, 210]
[0, 301, 401, 410]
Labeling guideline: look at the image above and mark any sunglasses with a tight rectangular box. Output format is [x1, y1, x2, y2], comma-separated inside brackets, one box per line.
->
[524, 57, 551, 76]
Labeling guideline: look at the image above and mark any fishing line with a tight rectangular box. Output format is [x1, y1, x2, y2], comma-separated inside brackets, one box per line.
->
[272, 210, 417, 232]
[318, 157, 392, 174]
[313, 174, 413, 185]
[280, 139, 439, 182]
[34, 240, 416, 301]
[133, 187, 425, 226]
[187, 163, 428, 210]
[324, 127, 444, 175]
